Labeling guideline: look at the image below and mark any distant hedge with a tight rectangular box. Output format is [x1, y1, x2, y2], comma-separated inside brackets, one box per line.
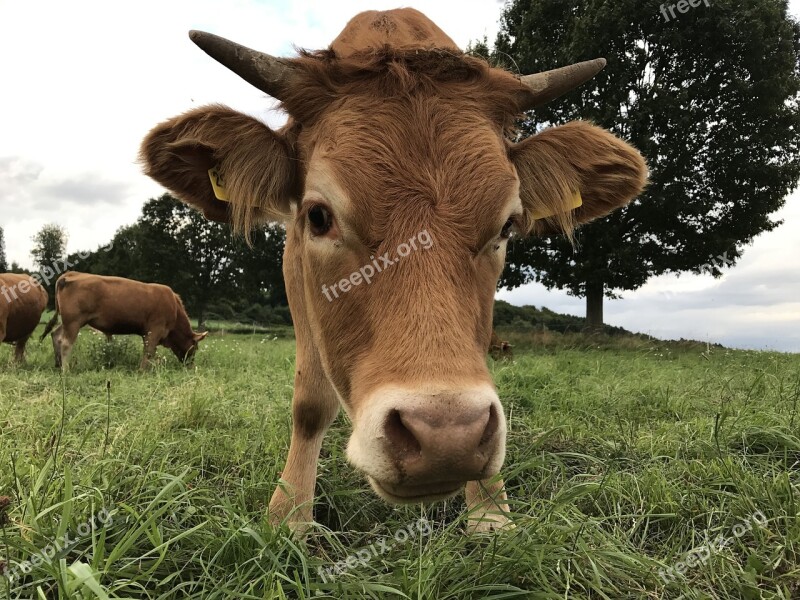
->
[492, 300, 630, 336]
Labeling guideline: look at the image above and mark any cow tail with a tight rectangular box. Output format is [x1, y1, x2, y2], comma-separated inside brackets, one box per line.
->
[40, 285, 62, 342]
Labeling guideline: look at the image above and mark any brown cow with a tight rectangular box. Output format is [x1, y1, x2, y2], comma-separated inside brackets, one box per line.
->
[41, 272, 207, 370]
[0, 273, 48, 364]
[140, 9, 647, 533]
[489, 330, 513, 361]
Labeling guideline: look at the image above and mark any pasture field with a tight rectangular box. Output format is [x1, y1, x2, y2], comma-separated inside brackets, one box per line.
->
[1, 324, 799, 599]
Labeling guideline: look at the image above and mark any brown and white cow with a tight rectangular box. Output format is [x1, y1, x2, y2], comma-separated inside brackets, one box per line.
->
[0, 273, 48, 364]
[140, 9, 647, 532]
[41, 272, 207, 370]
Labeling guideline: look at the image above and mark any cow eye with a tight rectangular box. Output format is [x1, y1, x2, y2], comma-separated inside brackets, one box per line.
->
[308, 204, 333, 236]
[500, 218, 515, 240]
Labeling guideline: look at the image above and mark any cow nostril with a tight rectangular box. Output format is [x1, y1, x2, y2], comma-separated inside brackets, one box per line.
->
[384, 409, 422, 459]
[479, 404, 499, 447]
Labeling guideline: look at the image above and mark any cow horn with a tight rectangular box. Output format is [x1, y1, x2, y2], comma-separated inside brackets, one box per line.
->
[189, 30, 294, 99]
[518, 58, 607, 110]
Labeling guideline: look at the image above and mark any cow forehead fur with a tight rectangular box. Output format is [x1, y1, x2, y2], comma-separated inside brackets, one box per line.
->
[271, 10, 531, 247]
[303, 100, 519, 251]
[330, 8, 460, 57]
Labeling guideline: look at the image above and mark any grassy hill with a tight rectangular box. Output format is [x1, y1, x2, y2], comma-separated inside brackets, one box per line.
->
[493, 299, 634, 336]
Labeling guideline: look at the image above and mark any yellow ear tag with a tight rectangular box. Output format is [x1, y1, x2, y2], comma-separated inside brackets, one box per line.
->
[208, 167, 230, 202]
[532, 190, 583, 220]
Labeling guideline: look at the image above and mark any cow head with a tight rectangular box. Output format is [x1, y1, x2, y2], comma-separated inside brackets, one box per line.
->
[178, 330, 208, 364]
[163, 299, 208, 364]
[141, 9, 647, 503]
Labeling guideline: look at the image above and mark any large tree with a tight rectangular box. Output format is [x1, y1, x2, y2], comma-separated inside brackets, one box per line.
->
[70, 195, 289, 326]
[233, 223, 288, 307]
[134, 195, 237, 327]
[31, 223, 68, 304]
[0, 226, 7, 272]
[137, 197, 289, 324]
[66, 225, 144, 281]
[494, 0, 800, 328]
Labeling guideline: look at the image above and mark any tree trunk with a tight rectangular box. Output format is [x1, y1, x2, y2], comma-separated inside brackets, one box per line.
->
[585, 281, 604, 332]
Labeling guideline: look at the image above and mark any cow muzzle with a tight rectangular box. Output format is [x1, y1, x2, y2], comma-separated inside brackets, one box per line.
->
[346, 385, 507, 504]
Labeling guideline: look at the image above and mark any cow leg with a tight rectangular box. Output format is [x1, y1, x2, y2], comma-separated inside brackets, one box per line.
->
[105, 333, 114, 343]
[139, 331, 160, 370]
[465, 478, 513, 533]
[14, 335, 30, 364]
[268, 351, 338, 534]
[51, 325, 64, 369]
[53, 324, 80, 371]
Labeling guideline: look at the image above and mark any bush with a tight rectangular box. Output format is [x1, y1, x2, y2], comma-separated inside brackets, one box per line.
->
[85, 332, 141, 369]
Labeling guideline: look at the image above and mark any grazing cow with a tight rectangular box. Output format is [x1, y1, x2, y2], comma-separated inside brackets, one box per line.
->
[489, 331, 513, 361]
[40, 272, 207, 370]
[0, 273, 48, 364]
[140, 8, 647, 533]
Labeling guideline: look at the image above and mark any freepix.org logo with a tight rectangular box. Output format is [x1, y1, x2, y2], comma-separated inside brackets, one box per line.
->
[321, 230, 434, 302]
[660, 0, 711, 22]
[317, 518, 432, 582]
[1, 242, 114, 303]
[1, 508, 113, 583]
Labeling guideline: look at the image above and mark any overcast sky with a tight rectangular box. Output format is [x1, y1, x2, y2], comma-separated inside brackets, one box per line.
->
[1, 0, 798, 352]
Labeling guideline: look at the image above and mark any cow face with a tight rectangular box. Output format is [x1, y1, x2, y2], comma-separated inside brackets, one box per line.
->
[141, 9, 647, 503]
[293, 102, 519, 501]
[165, 330, 208, 365]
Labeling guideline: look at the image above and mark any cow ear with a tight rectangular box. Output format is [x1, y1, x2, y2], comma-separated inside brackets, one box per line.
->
[140, 105, 296, 231]
[510, 121, 648, 238]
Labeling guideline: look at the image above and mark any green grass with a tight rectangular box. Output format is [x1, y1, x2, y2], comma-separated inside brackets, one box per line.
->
[1, 324, 799, 598]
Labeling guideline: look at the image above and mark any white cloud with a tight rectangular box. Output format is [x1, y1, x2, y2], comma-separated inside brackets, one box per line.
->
[0, 0, 798, 351]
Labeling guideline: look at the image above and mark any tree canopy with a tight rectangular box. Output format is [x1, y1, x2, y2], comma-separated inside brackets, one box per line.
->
[493, 0, 800, 327]
[31, 224, 67, 271]
[31, 223, 68, 305]
[72, 194, 289, 327]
